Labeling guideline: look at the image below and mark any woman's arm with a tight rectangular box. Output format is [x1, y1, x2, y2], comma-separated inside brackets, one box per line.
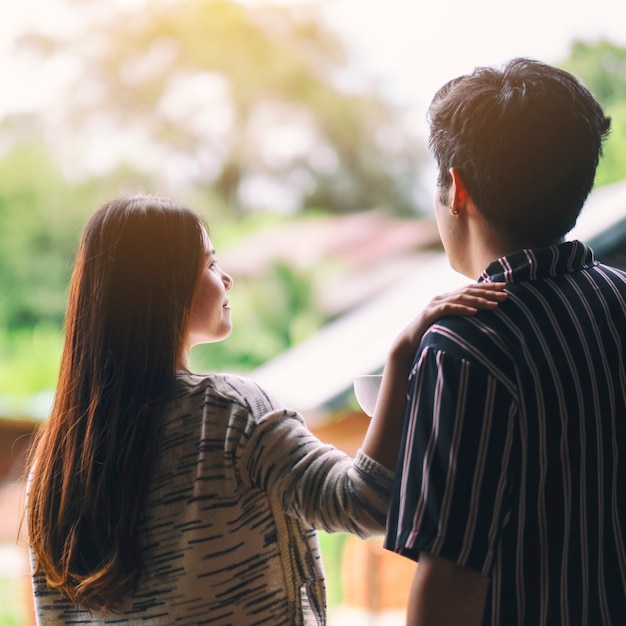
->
[240, 282, 507, 536]
[361, 282, 507, 470]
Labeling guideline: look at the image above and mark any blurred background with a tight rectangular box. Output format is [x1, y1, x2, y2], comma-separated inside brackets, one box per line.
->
[2, 0, 626, 623]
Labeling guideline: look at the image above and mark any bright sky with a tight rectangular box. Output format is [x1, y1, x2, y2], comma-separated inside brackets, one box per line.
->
[3, 0, 626, 115]
[4, 0, 626, 110]
[322, 0, 626, 195]
[323, 0, 626, 116]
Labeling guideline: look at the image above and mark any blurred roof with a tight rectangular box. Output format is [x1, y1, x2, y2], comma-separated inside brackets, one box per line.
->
[219, 210, 442, 316]
[250, 179, 626, 421]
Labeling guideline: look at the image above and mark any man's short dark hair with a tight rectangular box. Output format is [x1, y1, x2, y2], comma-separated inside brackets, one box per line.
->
[428, 57, 611, 246]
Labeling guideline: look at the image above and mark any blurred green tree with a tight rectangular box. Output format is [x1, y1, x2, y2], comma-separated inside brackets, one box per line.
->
[0, 144, 80, 329]
[560, 39, 626, 187]
[561, 39, 626, 107]
[0, 142, 154, 330]
[13, 0, 426, 217]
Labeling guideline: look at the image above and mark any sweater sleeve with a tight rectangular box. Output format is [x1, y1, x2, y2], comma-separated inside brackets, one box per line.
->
[237, 407, 394, 537]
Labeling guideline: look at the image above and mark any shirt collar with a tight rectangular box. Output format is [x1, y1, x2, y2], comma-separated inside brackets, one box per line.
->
[479, 240, 597, 283]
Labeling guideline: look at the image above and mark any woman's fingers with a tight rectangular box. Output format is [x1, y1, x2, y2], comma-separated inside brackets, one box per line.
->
[432, 282, 507, 309]
[394, 282, 508, 355]
[422, 283, 508, 321]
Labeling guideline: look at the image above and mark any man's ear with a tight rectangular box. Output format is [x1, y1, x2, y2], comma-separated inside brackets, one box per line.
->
[449, 167, 470, 212]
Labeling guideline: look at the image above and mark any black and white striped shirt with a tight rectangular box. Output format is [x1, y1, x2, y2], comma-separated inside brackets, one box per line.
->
[385, 241, 626, 625]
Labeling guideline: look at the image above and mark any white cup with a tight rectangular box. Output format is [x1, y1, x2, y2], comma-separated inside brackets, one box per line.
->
[353, 374, 383, 417]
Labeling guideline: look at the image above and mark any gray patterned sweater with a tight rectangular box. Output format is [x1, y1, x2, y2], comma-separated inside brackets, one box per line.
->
[31, 372, 393, 625]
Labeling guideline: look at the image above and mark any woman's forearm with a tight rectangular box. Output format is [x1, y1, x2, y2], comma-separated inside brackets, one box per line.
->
[361, 338, 415, 471]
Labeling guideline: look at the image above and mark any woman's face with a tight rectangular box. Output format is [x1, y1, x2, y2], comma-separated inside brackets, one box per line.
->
[185, 232, 234, 350]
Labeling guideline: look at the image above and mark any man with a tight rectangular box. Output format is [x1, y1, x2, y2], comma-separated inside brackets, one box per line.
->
[384, 58, 626, 625]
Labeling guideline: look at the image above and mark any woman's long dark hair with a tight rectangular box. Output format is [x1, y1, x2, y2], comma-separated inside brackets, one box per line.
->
[26, 195, 205, 611]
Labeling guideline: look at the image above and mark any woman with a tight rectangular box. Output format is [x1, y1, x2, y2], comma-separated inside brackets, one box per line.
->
[26, 194, 506, 625]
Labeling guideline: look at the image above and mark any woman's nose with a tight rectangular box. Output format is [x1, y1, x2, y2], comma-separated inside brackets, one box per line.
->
[223, 271, 234, 290]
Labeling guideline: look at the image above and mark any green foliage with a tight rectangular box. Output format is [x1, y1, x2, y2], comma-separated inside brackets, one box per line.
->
[317, 531, 348, 607]
[596, 101, 626, 187]
[561, 39, 626, 108]
[16, 0, 424, 216]
[0, 145, 76, 329]
[0, 143, 156, 331]
[0, 325, 62, 395]
[560, 39, 626, 188]
[0, 575, 29, 626]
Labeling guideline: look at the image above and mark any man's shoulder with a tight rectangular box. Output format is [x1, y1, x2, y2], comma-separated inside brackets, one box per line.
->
[419, 310, 519, 388]
[593, 261, 626, 282]
[421, 313, 498, 359]
[423, 309, 501, 346]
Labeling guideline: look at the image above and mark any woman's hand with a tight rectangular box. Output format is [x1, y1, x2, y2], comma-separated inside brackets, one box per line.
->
[391, 282, 508, 364]
[362, 282, 507, 471]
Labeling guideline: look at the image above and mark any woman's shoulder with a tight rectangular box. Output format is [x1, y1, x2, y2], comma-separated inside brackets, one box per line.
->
[174, 371, 284, 416]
